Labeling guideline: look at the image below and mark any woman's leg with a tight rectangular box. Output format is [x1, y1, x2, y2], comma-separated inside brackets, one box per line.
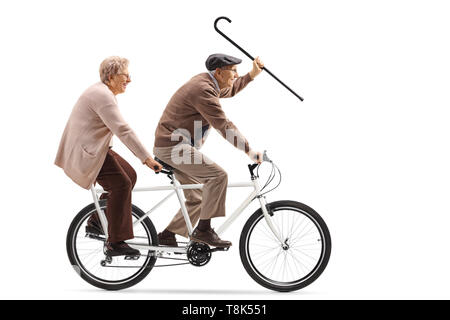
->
[96, 149, 136, 243]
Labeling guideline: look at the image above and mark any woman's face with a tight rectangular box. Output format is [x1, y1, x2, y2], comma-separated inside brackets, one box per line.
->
[108, 67, 131, 95]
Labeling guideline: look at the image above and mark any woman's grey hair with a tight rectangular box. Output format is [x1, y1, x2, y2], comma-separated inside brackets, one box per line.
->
[99, 56, 129, 84]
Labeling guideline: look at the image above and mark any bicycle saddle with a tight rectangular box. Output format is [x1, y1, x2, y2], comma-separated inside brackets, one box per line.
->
[154, 157, 175, 172]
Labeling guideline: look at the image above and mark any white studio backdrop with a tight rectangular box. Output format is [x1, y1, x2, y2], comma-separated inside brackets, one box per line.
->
[0, 0, 450, 299]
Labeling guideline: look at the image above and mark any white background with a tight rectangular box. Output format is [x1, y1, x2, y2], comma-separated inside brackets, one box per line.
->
[1, 0, 449, 300]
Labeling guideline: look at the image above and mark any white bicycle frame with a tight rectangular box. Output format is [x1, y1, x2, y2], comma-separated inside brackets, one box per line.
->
[90, 174, 284, 255]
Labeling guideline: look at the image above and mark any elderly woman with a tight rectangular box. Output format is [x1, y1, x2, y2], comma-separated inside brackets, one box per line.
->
[55, 56, 162, 257]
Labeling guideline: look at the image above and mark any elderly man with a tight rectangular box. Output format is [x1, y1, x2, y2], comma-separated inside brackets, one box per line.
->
[153, 53, 264, 248]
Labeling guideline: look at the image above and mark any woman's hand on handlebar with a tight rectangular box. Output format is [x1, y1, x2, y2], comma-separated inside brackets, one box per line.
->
[247, 150, 263, 164]
[144, 157, 163, 172]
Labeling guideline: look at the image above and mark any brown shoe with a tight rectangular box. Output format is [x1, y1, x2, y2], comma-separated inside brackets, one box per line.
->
[191, 227, 232, 248]
[158, 232, 178, 247]
[105, 241, 140, 257]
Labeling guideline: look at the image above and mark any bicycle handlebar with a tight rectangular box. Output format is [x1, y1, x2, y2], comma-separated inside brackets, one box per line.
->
[154, 168, 173, 175]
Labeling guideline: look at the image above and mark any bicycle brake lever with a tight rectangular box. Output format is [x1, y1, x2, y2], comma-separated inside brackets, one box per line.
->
[263, 150, 271, 162]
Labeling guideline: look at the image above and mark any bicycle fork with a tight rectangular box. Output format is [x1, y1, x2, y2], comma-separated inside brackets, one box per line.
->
[253, 181, 285, 247]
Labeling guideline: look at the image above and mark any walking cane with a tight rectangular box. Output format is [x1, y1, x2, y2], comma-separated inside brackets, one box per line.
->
[214, 16, 304, 102]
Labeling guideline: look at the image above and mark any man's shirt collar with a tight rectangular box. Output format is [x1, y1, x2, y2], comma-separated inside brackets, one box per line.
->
[208, 71, 220, 92]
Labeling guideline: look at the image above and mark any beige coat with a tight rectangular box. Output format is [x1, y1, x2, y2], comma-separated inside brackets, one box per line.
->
[55, 82, 151, 189]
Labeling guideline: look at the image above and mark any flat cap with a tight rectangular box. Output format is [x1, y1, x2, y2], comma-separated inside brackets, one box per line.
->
[205, 53, 242, 71]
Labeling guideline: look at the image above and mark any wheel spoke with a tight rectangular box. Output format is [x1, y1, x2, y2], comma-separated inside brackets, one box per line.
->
[287, 249, 311, 274]
[268, 249, 283, 278]
[259, 220, 281, 244]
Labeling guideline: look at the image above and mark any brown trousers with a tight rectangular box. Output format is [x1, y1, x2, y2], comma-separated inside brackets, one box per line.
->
[96, 149, 137, 243]
[153, 145, 228, 238]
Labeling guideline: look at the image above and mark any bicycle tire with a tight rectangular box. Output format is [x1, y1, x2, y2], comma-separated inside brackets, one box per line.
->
[239, 200, 331, 292]
[66, 200, 158, 290]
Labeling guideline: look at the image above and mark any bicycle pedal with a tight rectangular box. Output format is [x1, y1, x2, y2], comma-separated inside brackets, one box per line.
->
[124, 255, 140, 261]
[85, 232, 97, 238]
[209, 246, 230, 253]
[85, 225, 104, 236]
[86, 233, 106, 242]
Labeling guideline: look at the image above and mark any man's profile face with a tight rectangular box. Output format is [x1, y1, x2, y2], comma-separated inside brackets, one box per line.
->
[216, 65, 238, 89]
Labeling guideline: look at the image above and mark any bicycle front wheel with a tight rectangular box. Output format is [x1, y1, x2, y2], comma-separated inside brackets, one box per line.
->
[66, 200, 158, 290]
[240, 200, 331, 292]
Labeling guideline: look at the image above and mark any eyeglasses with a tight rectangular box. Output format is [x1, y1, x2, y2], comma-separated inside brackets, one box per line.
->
[117, 73, 131, 80]
[223, 68, 238, 75]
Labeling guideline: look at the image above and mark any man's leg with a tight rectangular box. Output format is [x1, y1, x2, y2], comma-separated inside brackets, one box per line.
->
[164, 170, 203, 238]
[154, 145, 230, 247]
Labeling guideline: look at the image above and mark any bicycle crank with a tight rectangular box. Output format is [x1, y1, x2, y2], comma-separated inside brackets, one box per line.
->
[186, 242, 212, 267]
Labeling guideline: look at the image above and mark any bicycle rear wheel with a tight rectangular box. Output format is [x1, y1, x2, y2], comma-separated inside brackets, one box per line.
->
[66, 200, 158, 290]
[240, 200, 331, 292]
